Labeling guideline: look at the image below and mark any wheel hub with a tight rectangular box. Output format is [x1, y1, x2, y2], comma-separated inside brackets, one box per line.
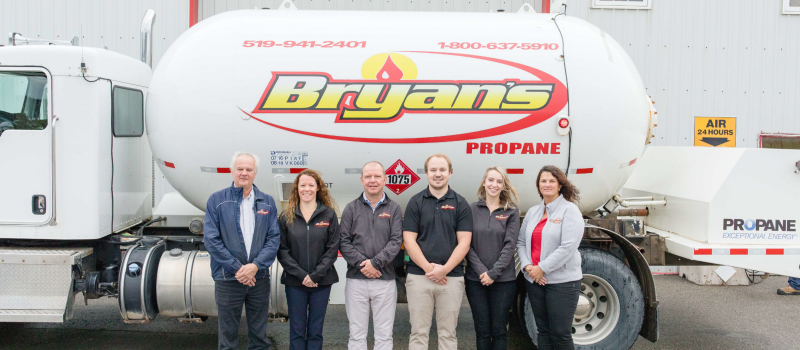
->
[571, 274, 621, 345]
[573, 294, 594, 320]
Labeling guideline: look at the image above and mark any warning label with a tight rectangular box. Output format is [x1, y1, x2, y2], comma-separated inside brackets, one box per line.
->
[694, 117, 736, 147]
[385, 159, 420, 195]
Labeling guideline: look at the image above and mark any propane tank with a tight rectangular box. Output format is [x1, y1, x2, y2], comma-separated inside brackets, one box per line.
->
[147, 9, 651, 213]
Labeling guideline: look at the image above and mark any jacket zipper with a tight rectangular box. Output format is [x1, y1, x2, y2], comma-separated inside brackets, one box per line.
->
[306, 223, 310, 277]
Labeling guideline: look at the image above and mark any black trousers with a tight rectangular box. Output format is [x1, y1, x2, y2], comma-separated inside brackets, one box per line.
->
[214, 278, 272, 350]
[465, 279, 517, 350]
[525, 279, 581, 350]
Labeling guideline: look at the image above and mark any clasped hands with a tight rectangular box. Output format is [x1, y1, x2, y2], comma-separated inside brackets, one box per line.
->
[425, 263, 449, 285]
[524, 265, 547, 286]
[235, 263, 259, 286]
[359, 259, 382, 279]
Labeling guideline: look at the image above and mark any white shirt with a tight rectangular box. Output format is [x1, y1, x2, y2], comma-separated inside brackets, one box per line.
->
[240, 189, 255, 259]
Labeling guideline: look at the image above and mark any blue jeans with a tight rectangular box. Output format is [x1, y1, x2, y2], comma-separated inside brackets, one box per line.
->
[285, 284, 332, 350]
[214, 278, 272, 350]
[789, 277, 800, 289]
[465, 279, 517, 350]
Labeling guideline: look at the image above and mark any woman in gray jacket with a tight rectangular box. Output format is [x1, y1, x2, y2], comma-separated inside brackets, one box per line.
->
[466, 166, 520, 350]
[517, 165, 584, 350]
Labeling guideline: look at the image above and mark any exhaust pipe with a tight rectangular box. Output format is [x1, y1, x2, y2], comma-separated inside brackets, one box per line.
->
[140, 9, 156, 68]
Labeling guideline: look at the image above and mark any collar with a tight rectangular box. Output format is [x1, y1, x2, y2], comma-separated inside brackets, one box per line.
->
[543, 194, 566, 212]
[362, 192, 386, 206]
[294, 201, 324, 217]
[230, 182, 264, 201]
[423, 186, 454, 200]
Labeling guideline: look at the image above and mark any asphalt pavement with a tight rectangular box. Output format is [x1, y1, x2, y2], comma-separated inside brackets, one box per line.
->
[1, 275, 798, 349]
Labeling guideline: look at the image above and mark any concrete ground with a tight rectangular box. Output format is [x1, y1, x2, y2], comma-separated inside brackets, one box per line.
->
[1, 275, 798, 349]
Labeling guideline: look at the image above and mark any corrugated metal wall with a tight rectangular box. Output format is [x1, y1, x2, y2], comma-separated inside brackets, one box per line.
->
[2, 0, 797, 148]
[0, 0, 188, 69]
[562, 0, 800, 147]
[198, 0, 544, 17]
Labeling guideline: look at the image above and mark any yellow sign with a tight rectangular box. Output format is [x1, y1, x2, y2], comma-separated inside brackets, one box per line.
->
[694, 117, 736, 147]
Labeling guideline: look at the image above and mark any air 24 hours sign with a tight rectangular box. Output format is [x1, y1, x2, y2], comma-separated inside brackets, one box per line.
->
[694, 117, 736, 147]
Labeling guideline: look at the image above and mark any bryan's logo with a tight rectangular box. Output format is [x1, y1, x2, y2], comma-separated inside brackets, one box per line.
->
[549, 218, 562, 224]
[315, 221, 330, 227]
[256, 209, 270, 215]
[441, 205, 455, 210]
[244, 51, 568, 144]
[378, 212, 391, 218]
[495, 215, 509, 220]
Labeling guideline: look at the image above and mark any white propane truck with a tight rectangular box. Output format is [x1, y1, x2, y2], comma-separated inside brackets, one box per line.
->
[1, 4, 799, 349]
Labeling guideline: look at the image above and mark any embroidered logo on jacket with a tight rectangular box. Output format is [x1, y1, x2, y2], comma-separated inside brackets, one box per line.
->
[256, 209, 270, 215]
[549, 218, 562, 224]
[495, 215, 509, 220]
[378, 212, 391, 218]
[441, 205, 455, 210]
[315, 221, 330, 227]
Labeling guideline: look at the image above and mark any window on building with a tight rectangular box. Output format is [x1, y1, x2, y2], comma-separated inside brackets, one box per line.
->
[112, 87, 144, 137]
[760, 133, 800, 149]
[783, 0, 800, 14]
[0, 71, 48, 136]
[592, 0, 652, 10]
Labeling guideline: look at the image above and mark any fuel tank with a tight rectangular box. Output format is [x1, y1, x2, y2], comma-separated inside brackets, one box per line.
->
[147, 9, 654, 212]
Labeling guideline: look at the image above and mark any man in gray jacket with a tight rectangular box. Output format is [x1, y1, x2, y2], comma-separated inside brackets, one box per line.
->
[339, 161, 404, 350]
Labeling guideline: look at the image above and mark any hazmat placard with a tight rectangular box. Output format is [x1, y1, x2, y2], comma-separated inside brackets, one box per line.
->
[694, 117, 736, 147]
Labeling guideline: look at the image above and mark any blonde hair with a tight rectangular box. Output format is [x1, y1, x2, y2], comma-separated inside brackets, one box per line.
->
[477, 166, 519, 210]
[280, 169, 338, 224]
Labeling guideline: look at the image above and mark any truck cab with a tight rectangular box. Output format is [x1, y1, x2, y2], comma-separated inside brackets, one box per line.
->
[0, 44, 153, 321]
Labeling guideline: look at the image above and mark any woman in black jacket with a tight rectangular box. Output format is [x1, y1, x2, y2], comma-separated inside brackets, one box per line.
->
[278, 169, 340, 350]
[466, 166, 521, 350]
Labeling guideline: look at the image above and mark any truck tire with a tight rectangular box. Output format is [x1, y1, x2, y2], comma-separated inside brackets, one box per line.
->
[517, 247, 644, 349]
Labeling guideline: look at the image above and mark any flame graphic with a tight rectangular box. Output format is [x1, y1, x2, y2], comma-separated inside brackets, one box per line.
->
[394, 164, 405, 174]
[376, 55, 404, 81]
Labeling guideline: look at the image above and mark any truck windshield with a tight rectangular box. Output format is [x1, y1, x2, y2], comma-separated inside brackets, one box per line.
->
[0, 71, 48, 136]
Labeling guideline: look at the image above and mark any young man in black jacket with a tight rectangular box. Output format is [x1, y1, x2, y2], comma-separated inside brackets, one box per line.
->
[339, 161, 404, 350]
[403, 154, 473, 350]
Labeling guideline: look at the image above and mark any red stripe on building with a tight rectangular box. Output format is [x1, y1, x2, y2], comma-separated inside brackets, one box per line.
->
[506, 168, 524, 174]
[290, 168, 307, 174]
[767, 248, 784, 255]
[694, 249, 712, 255]
[629, 158, 637, 166]
[730, 249, 748, 255]
[217, 168, 231, 173]
[542, 0, 550, 13]
[575, 168, 593, 174]
[164, 161, 175, 168]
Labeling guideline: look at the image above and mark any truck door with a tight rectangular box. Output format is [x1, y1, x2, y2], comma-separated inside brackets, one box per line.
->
[0, 69, 53, 225]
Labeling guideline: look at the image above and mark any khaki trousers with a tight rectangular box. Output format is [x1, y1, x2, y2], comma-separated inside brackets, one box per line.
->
[345, 278, 397, 350]
[405, 273, 465, 350]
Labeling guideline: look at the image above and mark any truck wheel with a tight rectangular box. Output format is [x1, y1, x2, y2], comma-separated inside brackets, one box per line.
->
[517, 247, 644, 349]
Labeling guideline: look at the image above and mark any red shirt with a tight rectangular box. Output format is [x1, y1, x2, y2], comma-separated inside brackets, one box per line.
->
[531, 218, 547, 266]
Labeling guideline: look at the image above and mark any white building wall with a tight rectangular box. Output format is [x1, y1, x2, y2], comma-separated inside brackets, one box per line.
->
[561, 0, 800, 147]
[0, 0, 188, 69]
[3, 0, 798, 207]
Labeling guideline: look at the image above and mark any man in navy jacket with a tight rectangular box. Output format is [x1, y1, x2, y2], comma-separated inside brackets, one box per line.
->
[204, 151, 281, 350]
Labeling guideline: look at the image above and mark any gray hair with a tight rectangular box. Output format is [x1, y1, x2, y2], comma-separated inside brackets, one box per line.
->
[230, 151, 260, 173]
